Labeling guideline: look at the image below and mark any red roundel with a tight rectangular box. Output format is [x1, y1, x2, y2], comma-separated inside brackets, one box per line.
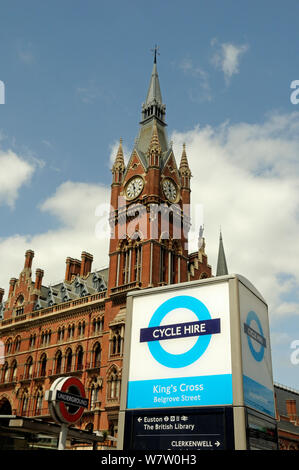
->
[57, 377, 86, 424]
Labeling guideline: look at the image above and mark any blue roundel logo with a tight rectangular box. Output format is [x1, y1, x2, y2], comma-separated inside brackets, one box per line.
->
[245, 310, 266, 362]
[147, 295, 213, 368]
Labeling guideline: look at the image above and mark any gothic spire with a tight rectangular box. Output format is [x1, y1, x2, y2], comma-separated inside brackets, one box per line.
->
[145, 60, 163, 107]
[216, 230, 228, 276]
[141, 47, 166, 124]
[112, 138, 125, 174]
[179, 143, 191, 176]
[136, 50, 168, 156]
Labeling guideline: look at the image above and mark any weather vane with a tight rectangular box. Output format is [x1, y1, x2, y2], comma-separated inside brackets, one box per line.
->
[151, 44, 160, 63]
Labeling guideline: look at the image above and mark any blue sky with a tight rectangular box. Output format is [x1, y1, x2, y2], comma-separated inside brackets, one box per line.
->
[1, 1, 299, 389]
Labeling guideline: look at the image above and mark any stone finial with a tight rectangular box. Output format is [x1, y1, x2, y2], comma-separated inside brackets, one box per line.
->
[179, 143, 191, 177]
[148, 119, 162, 156]
[112, 138, 125, 173]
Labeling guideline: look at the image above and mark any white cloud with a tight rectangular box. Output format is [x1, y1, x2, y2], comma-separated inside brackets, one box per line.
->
[171, 111, 299, 321]
[0, 181, 111, 293]
[211, 41, 248, 84]
[0, 150, 35, 208]
[179, 58, 212, 102]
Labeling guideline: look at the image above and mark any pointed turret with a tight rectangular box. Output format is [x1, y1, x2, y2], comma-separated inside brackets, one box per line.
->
[112, 138, 125, 176]
[110, 138, 126, 209]
[179, 143, 191, 206]
[179, 143, 192, 178]
[216, 231, 228, 276]
[148, 119, 162, 158]
[111, 138, 125, 185]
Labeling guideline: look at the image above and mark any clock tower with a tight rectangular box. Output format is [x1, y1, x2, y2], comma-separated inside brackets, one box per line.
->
[107, 54, 211, 296]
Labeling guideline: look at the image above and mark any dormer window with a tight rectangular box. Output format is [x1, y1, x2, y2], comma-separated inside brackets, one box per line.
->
[15, 295, 24, 317]
[93, 274, 106, 292]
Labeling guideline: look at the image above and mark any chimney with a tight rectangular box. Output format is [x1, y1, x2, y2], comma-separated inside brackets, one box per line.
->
[286, 399, 297, 421]
[24, 249, 34, 269]
[80, 252, 93, 277]
[0, 288, 4, 303]
[73, 259, 81, 278]
[35, 269, 44, 290]
[9, 278, 17, 297]
[65, 257, 73, 282]
[65, 257, 81, 281]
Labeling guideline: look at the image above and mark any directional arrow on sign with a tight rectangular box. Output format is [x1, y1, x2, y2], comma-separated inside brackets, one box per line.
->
[215, 441, 220, 447]
[137, 417, 142, 423]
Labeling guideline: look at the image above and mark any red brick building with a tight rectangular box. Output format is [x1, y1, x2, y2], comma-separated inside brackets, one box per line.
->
[274, 384, 299, 450]
[0, 57, 211, 444]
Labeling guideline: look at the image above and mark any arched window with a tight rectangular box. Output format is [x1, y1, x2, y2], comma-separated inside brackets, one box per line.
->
[20, 389, 29, 416]
[14, 336, 21, 352]
[68, 324, 75, 339]
[92, 343, 101, 368]
[40, 353, 47, 377]
[58, 326, 65, 342]
[76, 346, 84, 370]
[25, 356, 33, 379]
[93, 317, 104, 334]
[65, 348, 72, 372]
[78, 321, 85, 337]
[107, 367, 120, 400]
[111, 330, 122, 356]
[90, 377, 100, 410]
[159, 240, 168, 283]
[5, 338, 12, 355]
[29, 334, 36, 349]
[134, 244, 142, 283]
[15, 295, 24, 317]
[34, 387, 43, 416]
[10, 360, 17, 382]
[42, 330, 51, 346]
[55, 350, 62, 374]
[1, 362, 9, 383]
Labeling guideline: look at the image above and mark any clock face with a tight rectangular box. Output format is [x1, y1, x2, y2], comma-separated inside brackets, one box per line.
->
[162, 178, 177, 202]
[125, 176, 144, 200]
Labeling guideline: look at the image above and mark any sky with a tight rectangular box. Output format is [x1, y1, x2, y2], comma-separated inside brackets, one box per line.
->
[0, 0, 299, 390]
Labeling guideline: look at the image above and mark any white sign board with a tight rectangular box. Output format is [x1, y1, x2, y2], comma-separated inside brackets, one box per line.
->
[126, 282, 232, 409]
[239, 282, 275, 417]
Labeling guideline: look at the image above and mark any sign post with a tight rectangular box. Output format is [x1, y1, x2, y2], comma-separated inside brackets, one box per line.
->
[45, 376, 89, 450]
[118, 274, 278, 450]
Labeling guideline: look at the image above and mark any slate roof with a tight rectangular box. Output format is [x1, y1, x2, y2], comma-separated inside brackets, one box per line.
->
[33, 267, 108, 311]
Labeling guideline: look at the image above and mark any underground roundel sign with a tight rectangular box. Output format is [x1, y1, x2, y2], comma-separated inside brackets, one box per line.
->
[47, 376, 88, 425]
